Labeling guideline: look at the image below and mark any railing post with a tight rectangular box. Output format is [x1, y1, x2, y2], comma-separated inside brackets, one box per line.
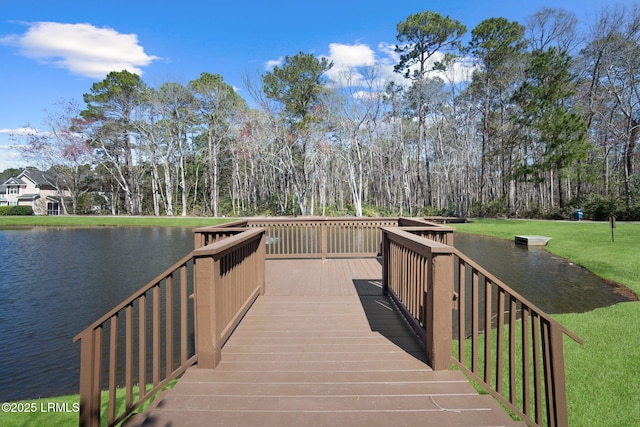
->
[547, 323, 570, 427]
[444, 230, 454, 246]
[257, 232, 266, 295]
[194, 231, 204, 249]
[426, 251, 454, 370]
[381, 229, 390, 296]
[320, 220, 327, 260]
[77, 328, 102, 427]
[194, 255, 221, 369]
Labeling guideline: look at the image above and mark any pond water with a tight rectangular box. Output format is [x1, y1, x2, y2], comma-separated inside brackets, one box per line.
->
[0, 227, 193, 402]
[453, 233, 632, 314]
[0, 227, 631, 402]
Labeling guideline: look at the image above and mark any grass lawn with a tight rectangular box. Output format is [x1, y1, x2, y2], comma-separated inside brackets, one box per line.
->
[1, 381, 177, 427]
[0, 215, 236, 228]
[1, 395, 81, 427]
[453, 219, 640, 427]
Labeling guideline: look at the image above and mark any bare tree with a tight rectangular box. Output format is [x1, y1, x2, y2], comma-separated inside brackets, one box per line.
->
[13, 99, 94, 214]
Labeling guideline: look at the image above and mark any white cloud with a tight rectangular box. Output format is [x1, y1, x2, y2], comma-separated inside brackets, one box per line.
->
[322, 43, 376, 87]
[327, 43, 375, 67]
[1, 22, 159, 79]
[378, 41, 478, 85]
[320, 40, 477, 90]
[264, 57, 283, 71]
[377, 42, 400, 65]
[0, 127, 39, 136]
[0, 127, 51, 171]
[0, 145, 27, 171]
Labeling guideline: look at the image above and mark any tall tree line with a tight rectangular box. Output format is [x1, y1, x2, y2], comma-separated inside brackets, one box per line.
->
[14, 5, 640, 219]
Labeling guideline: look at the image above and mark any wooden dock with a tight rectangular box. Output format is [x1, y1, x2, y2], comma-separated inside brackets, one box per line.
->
[126, 259, 523, 427]
[515, 235, 552, 246]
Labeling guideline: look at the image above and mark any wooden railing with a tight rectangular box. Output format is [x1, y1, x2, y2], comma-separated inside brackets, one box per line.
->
[195, 217, 408, 259]
[193, 219, 249, 249]
[76, 216, 576, 427]
[451, 250, 582, 427]
[246, 217, 398, 259]
[74, 227, 265, 427]
[381, 228, 455, 370]
[73, 253, 197, 427]
[381, 227, 582, 427]
[193, 228, 265, 369]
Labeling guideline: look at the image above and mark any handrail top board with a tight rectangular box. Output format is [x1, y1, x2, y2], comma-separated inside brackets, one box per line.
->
[73, 251, 195, 342]
[381, 226, 582, 345]
[193, 228, 265, 258]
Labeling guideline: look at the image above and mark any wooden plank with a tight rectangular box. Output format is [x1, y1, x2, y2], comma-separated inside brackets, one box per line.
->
[133, 402, 522, 427]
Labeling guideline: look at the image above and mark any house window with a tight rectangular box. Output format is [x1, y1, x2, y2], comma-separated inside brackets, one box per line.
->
[47, 202, 60, 216]
[8, 186, 19, 195]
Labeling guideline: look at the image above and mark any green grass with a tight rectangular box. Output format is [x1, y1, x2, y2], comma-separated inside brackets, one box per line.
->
[453, 219, 640, 426]
[1, 394, 81, 427]
[555, 303, 640, 427]
[1, 382, 177, 427]
[0, 215, 237, 228]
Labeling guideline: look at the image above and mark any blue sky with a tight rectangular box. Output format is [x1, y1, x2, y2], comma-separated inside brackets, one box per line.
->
[0, 0, 632, 171]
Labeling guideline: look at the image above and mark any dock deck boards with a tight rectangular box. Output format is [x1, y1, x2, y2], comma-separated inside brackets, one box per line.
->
[126, 258, 523, 426]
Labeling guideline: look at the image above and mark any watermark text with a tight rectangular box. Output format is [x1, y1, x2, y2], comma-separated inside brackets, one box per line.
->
[2, 401, 79, 413]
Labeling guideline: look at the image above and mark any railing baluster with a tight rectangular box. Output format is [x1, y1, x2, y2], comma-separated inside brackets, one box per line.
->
[458, 259, 466, 363]
[276, 224, 282, 256]
[509, 296, 517, 404]
[409, 251, 414, 318]
[471, 270, 479, 375]
[418, 253, 424, 323]
[180, 265, 188, 365]
[125, 304, 134, 409]
[284, 223, 289, 255]
[496, 289, 505, 394]
[321, 221, 327, 259]
[166, 274, 174, 377]
[522, 307, 531, 416]
[484, 277, 492, 384]
[542, 320, 553, 426]
[535, 314, 544, 424]
[138, 293, 147, 402]
[107, 316, 118, 424]
[152, 285, 160, 386]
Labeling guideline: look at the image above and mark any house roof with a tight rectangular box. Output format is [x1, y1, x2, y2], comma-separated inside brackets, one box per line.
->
[2, 169, 68, 195]
[18, 194, 40, 201]
[1, 169, 61, 189]
[3, 177, 26, 186]
[19, 169, 57, 190]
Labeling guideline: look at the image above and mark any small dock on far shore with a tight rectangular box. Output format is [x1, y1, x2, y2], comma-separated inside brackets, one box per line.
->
[515, 235, 552, 246]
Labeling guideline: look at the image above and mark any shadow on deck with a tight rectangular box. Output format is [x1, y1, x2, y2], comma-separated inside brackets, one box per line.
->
[125, 259, 523, 427]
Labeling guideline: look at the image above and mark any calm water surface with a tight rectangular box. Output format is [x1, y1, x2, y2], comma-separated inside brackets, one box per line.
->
[0, 227, 193, 402]
[0, 227, 630, 402]
[453, 233, 631, 314]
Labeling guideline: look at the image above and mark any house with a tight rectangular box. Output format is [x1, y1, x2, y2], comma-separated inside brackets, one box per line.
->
[0, 168, 71, 215]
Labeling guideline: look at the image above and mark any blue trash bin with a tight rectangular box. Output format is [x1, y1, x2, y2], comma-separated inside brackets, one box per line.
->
[573, 209, 583, 220]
